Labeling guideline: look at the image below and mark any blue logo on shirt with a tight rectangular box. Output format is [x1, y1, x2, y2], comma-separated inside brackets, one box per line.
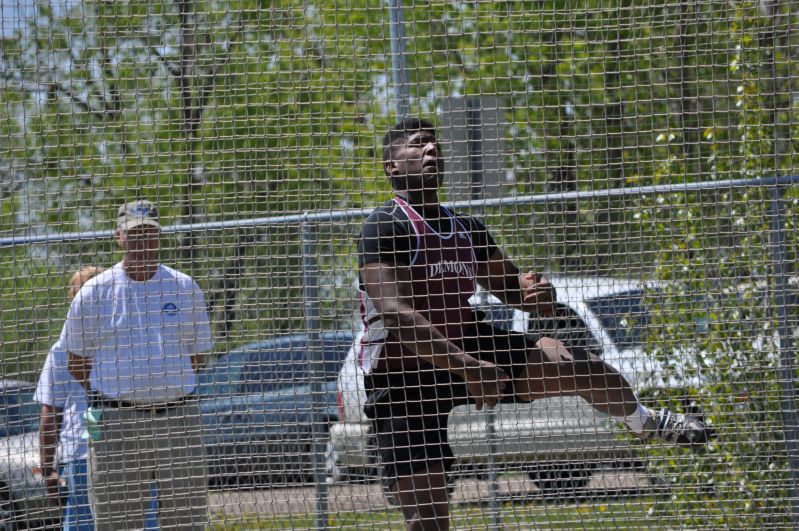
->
[131, 205, 152, 216]
[163, 302, 179, 315]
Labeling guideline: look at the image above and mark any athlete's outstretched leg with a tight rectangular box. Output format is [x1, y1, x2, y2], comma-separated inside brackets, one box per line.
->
[513, 337, 636, 416]
[512, 337, 713, 450]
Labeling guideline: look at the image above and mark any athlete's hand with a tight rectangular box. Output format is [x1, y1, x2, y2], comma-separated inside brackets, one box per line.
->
[519, 272, 556, 315]
[463, 361, 511, 411]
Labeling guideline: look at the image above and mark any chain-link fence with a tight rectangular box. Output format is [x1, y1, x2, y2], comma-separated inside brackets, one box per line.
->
[1, 0, 799, 529]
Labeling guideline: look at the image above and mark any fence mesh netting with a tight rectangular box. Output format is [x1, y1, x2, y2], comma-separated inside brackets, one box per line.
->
[1, 0, 798, 529]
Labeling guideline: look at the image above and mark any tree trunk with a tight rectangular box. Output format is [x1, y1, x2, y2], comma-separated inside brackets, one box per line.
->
[540, 29, 580, 271]
[176, 0, 200, 263]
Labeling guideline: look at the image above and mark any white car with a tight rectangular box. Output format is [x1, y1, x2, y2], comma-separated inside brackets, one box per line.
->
[326, 276, 691, 492]
[0, 379, 61, 529]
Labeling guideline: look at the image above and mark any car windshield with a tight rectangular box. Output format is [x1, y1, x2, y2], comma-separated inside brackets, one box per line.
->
[0, 386, 39, 438]
[585, 290, 650, 349]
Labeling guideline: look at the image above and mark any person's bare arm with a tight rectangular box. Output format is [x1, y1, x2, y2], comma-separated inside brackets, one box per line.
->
[67, 352, 92, 392]
[361, 261, 508, 409]
[38, 404, 63, 501]
[475, 248, 557, 315]
[191, 354, 200, 373]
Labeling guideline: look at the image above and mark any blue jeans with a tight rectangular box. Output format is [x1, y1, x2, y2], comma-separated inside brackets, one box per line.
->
[59, 459, 93, 531]
[144, 483, 159, 531]
[60, 459, 159, 531]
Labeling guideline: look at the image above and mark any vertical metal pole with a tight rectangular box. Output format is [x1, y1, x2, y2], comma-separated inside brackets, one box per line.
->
[467, 99, 501, 529]
[388, 0, 409, 119]
[483, 406, 501, 530]
[302, 218, 328, 530]
[466, 99, 485, 206]
[767, 187, 799, 528]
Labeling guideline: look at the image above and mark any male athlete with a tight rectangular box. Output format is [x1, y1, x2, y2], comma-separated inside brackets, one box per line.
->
[357, 117, 712, 531]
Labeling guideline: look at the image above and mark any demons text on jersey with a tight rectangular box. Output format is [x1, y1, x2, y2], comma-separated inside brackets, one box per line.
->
[427, 260, 475, 279]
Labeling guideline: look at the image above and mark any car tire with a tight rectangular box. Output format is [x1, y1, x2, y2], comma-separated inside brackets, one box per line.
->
[528, 465, 592, 495]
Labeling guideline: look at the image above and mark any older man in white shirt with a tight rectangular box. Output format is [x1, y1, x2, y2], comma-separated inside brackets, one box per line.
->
[65, 200, 213, 531]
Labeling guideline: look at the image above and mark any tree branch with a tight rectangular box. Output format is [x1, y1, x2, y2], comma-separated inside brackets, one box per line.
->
[53, 82, 108, 121]
[150, 45, 181, 77]
[189, 18, 244, 133]
[177, 0, 197, 139]
[101, 45, 122, 118]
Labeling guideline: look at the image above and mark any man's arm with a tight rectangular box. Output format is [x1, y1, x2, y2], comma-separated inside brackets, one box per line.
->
[475, 248, 557, 315]
[38, 404, 63, 500]
[67, 352, 92, 392]
[186, 281, 213, 375]
[361, 261, 508, 409]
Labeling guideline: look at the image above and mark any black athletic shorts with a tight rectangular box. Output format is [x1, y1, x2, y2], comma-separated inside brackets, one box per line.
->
[363, 320, 538, 481]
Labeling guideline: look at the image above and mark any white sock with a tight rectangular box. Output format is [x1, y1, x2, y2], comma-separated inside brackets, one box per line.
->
[622, 403, 654, 435]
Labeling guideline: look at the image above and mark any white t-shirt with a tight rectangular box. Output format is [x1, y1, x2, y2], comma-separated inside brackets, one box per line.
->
[34, 343, 88, 463]
[63, 263, 213, 404]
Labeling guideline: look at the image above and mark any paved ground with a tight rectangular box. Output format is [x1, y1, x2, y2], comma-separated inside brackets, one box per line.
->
[208, 470, 663, 519]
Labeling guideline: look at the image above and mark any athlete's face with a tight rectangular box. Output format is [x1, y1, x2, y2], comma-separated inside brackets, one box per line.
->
[385, 131, 444, 193]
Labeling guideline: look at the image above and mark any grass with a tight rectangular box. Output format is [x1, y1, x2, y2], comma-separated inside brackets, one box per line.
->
[210, 497, 662, 530]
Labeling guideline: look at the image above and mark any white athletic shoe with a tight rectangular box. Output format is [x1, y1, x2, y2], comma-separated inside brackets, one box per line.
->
[638, 408, 714, 451]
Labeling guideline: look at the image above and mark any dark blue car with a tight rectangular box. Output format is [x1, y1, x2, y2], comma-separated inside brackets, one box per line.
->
[198, 330, 354, 489]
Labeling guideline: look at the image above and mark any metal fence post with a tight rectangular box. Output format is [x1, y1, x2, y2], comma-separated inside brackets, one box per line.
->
[388, 0, 409, 119]
[302, 218, 329, 530]
[466, 100, 502, 529]
[767, 186, 799, 527]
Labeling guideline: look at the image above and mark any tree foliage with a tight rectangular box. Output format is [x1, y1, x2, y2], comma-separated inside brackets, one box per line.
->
[1, 1, 798, 521]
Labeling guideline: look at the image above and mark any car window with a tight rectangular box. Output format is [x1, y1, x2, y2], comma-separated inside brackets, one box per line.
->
[241, 336, 353, 394]
[199, 333, 353, 397]
[241, 346, 303, 393]
[528, 304, 604, 356]
[584, 290, 650, 349]
[0, 386, 39, 438]
[197, 351, 248, 397]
